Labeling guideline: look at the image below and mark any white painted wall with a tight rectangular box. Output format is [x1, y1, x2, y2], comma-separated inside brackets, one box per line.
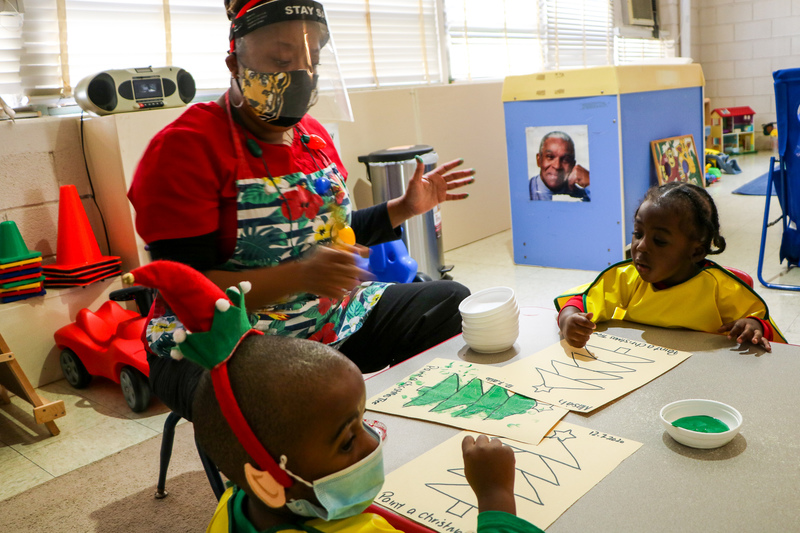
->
[338, 81, 511, 252]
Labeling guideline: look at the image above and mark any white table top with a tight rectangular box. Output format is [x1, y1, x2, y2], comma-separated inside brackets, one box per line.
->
[365, 307, 800, 532]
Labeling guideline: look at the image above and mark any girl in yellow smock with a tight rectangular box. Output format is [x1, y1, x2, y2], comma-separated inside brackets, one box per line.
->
[556, 182, 785, 352]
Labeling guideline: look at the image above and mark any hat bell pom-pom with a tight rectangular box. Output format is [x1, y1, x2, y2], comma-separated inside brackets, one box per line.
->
[173, 328, 187, 344]
[240, 281, 252, 294]
[170, 348, 184, 360]
[216, 298, 231, 312]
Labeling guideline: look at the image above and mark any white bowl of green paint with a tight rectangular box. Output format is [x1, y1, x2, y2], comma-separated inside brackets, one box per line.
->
[660, 399, 742, 449]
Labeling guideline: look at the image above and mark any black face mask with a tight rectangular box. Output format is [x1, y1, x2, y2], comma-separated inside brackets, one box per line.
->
[238, 67, 319, 127]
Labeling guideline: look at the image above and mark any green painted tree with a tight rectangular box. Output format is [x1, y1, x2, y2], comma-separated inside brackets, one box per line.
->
[405, 374, 537, 420]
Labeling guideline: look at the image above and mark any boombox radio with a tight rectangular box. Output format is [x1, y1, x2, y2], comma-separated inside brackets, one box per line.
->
[75, 66, 196, 115]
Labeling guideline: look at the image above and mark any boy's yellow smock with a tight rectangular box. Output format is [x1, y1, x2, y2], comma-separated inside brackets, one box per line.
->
[555, 259, 786, 342]
[208, 486, 543, 533]
[207, 486, 397, 533]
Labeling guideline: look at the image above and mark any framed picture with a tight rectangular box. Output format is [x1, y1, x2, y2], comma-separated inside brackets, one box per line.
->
[650, 134, 703, 187]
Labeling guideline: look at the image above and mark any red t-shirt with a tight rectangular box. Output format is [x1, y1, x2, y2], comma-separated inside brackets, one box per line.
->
[127, 101, 347, 260]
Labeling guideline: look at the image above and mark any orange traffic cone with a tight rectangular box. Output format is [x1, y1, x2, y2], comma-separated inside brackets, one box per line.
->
[44, 185, 120, 277]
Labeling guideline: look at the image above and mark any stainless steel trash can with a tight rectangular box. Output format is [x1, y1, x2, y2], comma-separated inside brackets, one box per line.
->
[358, 145, 452, 280]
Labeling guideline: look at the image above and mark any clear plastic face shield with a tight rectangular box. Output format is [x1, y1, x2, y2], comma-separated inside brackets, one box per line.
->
[230, 0, 353, 125]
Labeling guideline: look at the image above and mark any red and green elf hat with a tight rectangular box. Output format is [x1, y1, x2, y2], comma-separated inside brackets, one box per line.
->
[124, 260, 254, 367]
[123, 261, 294, 497]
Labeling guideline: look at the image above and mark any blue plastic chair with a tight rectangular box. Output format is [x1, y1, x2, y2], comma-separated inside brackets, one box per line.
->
[757, 68, 800, 290]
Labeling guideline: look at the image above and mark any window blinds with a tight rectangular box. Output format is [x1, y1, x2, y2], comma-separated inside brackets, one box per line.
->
[161, 0, 229, 92]
[7, 0, 675, 103]
[444, 0, 541, 81]
[0, 7, 23, 101]
[541, 0, 613, 70]
[615, 35, 675, 64]
[325, 0, 442, 88]
[19, 0, 62, 98]
[13, 0, 441, 99]
[62, 0, 167, 94]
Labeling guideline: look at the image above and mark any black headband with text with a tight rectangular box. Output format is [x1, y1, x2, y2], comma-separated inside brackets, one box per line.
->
[230, 0, 327, 44]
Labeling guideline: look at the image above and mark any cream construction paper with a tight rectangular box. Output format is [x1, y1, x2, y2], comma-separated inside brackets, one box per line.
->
[494, 332, 692, 413]
[377, 424, 642, 532]
[367, 358, 568, 445]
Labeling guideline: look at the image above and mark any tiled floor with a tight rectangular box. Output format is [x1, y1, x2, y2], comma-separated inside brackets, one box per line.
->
[2, 151, 798, 502]
[0, 377, 182, 501]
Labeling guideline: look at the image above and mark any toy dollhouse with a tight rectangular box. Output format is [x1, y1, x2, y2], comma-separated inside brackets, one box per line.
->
[709, 106, 756, 154]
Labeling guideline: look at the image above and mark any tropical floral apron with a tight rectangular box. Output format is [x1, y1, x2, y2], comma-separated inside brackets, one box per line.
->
[146, 108, 388, 357]
[223, 140, 389, 345]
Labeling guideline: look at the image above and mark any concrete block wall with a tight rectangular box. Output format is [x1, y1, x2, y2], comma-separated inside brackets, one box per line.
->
[658, 0, 680, 51]
[0, 116, 109, 262]
[0, 116, 120, 388]
[692, 0, 800, 150]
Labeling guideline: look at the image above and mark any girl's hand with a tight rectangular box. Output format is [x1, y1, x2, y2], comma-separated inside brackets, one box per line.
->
[389, 157, 475, 226]
[462, 435, 516, 515]
[298, 244, 372, 299]
[559, 308, 595, 348]
[718, 318, 772, 352]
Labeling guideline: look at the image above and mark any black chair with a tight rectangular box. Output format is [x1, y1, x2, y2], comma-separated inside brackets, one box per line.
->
[155, 411, 225, 500]
[109, 286, 225, 500]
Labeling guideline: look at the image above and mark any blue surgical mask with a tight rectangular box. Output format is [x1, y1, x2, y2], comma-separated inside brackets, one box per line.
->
[283, 422, 384, 521]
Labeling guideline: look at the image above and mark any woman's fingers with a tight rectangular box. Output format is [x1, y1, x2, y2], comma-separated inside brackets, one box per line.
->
[445, 176, 475, 190]
[430, 158, 465, 175]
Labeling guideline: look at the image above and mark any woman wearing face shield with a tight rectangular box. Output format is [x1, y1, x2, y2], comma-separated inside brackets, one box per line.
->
[128, 0, 474, 420]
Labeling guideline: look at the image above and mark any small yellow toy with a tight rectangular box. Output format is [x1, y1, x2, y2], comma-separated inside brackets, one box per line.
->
[335, 225, 356, 246]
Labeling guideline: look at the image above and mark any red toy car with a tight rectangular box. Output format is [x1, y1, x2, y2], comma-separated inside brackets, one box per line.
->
[54, 287, 153, 412]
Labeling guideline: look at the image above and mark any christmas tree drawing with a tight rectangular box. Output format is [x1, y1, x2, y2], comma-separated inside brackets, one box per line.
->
[425, 429, 581, 518]
[531, 344, 656, 393]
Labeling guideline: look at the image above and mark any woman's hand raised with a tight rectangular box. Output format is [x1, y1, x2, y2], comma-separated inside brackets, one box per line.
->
[388, 156, 476, 227]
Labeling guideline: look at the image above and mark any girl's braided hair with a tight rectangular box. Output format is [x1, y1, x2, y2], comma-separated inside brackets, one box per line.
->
[641, 181, 726, 256]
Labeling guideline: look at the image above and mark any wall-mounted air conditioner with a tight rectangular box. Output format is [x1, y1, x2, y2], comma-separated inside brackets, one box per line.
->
[622, 0, 656, 27]
[614, 0, 658, 38]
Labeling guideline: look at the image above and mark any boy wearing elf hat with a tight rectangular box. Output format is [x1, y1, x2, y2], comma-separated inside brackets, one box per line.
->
[126, 260, 542, 533]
